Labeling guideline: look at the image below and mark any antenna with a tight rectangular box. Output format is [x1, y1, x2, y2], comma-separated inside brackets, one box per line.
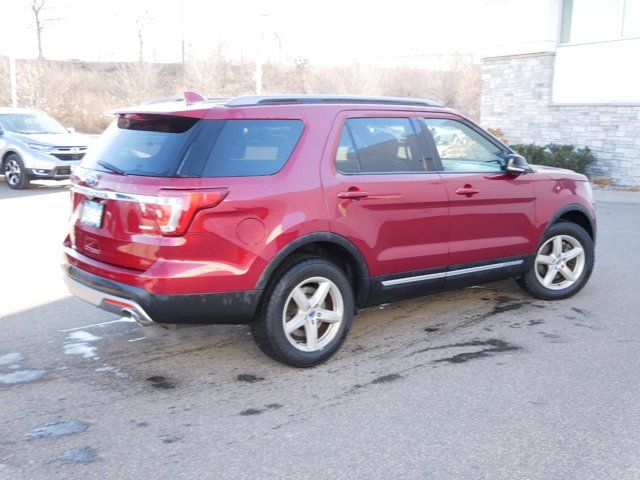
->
[184, 91, 207, 105]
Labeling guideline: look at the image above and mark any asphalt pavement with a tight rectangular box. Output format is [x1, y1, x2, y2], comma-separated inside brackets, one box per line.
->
[1, 178, 639, 480]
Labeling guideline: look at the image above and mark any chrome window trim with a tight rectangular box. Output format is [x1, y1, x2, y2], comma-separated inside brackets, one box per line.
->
[381, 260, 524, 287]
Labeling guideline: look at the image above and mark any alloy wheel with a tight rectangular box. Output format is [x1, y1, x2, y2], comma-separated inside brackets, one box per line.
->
[534, 234, 585, 290]
[282, 276, 344, 352]
[5, 159, 21, 186]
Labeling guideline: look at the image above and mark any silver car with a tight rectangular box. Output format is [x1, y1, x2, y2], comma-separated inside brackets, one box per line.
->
[0, 107, 90, 189]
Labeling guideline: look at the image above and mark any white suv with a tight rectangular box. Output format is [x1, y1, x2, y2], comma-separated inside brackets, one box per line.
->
[0, 108, 90, 189]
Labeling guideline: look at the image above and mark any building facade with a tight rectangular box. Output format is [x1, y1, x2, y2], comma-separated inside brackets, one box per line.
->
[480, 0, 640, 185]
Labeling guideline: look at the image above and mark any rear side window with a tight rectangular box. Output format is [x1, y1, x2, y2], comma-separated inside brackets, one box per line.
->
[201, 120, 304, 177]
[81, 114, 200, 177]
[335, 118, 424, 174]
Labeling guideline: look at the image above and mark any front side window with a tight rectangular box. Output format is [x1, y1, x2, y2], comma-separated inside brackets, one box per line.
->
[422, 118, 505, 173]
[335, 117, 424, 174]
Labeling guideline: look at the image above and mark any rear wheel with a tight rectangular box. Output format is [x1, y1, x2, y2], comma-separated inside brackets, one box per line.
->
[4, 154, 30, 190]
[251, 257, 354, 367]
[517, 221, 594, 300]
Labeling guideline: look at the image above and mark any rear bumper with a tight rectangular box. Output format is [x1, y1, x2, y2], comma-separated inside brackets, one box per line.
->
[63, 263, 261, 324]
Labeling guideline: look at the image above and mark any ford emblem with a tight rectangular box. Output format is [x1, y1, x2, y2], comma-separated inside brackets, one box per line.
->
[86, 173, 99, 186]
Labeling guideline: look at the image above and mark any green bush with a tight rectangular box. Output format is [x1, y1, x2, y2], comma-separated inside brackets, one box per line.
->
[510, 143, 597, 176]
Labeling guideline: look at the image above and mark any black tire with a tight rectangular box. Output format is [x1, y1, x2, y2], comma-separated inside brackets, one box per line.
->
[3, 154, 30, 190]
[517, 221, 594, 300]
[251, 256, 354, 367]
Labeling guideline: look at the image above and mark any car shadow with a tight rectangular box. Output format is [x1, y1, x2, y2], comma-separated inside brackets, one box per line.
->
[0, 177, 70, 200]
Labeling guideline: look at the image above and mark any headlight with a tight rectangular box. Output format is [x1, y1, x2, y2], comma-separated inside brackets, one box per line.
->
[27, 143, 54, 153]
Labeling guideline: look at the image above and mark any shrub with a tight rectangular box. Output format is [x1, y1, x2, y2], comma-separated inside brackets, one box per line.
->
[510, 143, 597, 176]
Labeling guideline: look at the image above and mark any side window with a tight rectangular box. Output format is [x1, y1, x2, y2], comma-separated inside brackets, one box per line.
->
[422, 118, 506, 173]
[335, 117, 424, 174]
[201, 120, 303, 177]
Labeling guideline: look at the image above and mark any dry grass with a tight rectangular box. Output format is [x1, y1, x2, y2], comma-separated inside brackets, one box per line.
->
[0, 56, 480, 133]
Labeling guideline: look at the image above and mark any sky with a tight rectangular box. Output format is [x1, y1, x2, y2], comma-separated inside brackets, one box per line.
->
[0, 0, 487, 67]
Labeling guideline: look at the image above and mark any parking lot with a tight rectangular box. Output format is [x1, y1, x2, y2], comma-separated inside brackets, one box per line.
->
[1, 179, 639, 479]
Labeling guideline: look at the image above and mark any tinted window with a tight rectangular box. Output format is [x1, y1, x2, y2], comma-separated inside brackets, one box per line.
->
[82, 114, 200, 177]
[422, 118, 505, 173]
[201, 120, 303, 177]
[335, 118, 424, 174]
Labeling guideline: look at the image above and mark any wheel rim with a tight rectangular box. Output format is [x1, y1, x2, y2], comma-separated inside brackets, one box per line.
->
[535, 234, 586, 290]
[282, 276, 344, 352]
[5, 159, 21, 186]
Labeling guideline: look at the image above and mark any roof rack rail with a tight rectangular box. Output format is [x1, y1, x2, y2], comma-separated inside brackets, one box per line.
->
[225, 95, 444, 108]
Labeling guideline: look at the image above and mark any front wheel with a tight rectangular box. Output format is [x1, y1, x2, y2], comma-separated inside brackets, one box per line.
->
[251, 257, 354, 367]
[4, 154, 30, 190]
[517, 221, 594, 300]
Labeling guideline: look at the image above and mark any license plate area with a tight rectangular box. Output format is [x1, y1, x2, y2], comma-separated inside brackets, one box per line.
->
[80, 200, 104, 228]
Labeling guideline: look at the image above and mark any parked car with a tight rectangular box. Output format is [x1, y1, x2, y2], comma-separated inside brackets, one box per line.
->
[63, 94, 596, 367]
[0, 107, 90, 189]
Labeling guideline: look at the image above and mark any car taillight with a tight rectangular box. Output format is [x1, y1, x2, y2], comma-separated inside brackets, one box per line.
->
[139, 188, 228, 236]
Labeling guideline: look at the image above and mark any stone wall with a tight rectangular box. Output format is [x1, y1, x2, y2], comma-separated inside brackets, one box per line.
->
[480, 52, 640, 185]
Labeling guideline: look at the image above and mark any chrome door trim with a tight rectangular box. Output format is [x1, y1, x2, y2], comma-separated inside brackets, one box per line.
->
[381, 259, 524, 287]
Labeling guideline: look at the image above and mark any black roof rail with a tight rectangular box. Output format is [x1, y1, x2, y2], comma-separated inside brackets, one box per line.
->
[225, 95, 444, 108]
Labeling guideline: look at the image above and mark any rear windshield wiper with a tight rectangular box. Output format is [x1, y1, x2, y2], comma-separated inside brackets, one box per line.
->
[97, 161, 127, 175]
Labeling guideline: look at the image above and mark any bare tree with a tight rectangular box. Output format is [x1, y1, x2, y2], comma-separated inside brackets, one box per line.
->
[131, 3, 153, 62]
[28, 0, 60, 60]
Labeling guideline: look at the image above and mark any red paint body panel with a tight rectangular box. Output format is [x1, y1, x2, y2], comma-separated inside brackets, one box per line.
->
[64, 100, 596, 307]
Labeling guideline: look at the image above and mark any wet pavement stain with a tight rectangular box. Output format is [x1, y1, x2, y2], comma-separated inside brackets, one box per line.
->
[236, 374, 264, 383]
[434, 339, 520, 364]
[371, 373, 403, 384]
[27, 420, 89, 440]
[410, 338, 521, 364]
[424, 327, 440, 333]
[162, 435, 182, 444]
[146, 376, 176, 390]
[58, 446, 98, 464]
[239, 408, 263, 416]
[239, 403, 284, 416]
[527, 319, 545, 326]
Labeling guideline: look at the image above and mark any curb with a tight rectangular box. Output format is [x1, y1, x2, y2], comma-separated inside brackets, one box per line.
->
[594, 190, 640, 204]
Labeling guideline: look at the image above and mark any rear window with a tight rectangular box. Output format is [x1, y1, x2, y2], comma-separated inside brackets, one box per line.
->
[82, 116, 303, 178]
[201, 120, 304, 177]
[82, 114, 200, 177]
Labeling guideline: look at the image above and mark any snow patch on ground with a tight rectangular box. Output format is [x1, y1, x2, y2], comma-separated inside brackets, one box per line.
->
[64, 330, 101, 359]
[0, 352, 24, 367]
[0, 370, 46, 384]
[95, 364, 128, 378]
[27, 419, 89, 439]
[68, 331, 101, 342]
[59, 446, 98, 464]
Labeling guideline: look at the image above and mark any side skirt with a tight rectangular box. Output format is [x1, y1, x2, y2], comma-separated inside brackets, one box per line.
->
[366, 254, 535, 307]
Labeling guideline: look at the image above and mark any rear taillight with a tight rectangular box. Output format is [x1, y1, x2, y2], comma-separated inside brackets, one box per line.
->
[139, 188, 228, 236]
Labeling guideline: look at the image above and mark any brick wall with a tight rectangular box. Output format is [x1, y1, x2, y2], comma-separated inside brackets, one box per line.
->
[481, 52, 640, 185]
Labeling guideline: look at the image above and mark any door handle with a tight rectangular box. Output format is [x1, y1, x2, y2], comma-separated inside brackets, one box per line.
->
[455, 185, 480, 197]
[337, 190, 369, 200]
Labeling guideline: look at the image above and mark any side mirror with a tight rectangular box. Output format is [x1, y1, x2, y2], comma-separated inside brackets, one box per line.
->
[505, 153, 531, 175]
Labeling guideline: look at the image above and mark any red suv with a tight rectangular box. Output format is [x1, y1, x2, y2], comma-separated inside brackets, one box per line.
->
[64, 94, 596, 367]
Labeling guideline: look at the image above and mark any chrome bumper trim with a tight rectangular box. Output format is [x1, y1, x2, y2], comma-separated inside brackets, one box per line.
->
[64, 275, 155, 325]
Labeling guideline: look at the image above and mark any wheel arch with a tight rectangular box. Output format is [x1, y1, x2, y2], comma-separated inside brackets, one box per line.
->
[255, 232, 371, 307]
[546, 203, 595, 242]
[2, 150, 19, 168]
